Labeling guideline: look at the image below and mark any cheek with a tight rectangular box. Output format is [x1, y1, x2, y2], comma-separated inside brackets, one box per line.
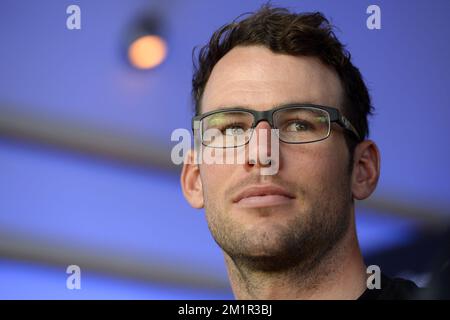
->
[200, 163, 235, 201]
[280, 141, 349, 193]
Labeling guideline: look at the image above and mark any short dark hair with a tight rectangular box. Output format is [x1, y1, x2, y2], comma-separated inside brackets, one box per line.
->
[192, 4, 373, 157]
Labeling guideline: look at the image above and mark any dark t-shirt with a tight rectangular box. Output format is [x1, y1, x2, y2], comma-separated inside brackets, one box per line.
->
[358, 274, 422, 300]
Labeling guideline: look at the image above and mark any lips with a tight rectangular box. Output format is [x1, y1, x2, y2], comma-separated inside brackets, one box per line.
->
[233, 184, 295, 207]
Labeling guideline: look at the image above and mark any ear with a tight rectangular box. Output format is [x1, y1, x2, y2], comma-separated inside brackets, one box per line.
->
[180, 149, 204, 209]
[351, 140, 381, 200]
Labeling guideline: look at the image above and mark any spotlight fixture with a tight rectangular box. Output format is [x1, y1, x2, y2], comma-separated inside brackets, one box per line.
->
[125, 13, 168, 70]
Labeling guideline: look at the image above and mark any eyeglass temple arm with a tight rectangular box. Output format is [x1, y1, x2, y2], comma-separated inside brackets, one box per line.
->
[337, 115, 361, 141]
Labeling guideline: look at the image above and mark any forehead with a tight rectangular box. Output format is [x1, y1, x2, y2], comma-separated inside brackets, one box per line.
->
[201, 45, 344, 113]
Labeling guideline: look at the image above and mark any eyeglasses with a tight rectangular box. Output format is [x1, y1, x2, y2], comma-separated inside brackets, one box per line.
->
[192, 104, 361, 148]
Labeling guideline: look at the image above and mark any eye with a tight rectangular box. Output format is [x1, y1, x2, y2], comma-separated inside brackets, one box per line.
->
[223, 124, 246, 136]
[284, 121, 311, 132]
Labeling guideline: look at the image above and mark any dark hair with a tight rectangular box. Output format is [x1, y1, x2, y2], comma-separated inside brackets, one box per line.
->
[192, 4, 373, 158]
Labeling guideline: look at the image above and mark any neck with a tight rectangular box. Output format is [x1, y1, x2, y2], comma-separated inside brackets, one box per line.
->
[224, 219, 367, 300]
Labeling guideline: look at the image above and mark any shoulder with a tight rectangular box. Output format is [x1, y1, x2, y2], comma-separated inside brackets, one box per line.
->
[359, 274, 423, 300]
[380, 275, 422, 299]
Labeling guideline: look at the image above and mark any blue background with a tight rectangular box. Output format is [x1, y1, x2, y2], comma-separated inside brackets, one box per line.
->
[0, 0, 449, 299]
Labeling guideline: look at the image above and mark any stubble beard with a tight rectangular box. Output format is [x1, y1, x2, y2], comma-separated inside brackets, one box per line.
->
[204, 180, 353, 276]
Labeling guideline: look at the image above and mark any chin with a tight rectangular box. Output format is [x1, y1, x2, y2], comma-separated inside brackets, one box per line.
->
[243, 227, 290, 253]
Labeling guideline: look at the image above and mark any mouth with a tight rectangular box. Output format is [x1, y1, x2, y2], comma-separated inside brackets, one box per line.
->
[233, 184, 296, 209]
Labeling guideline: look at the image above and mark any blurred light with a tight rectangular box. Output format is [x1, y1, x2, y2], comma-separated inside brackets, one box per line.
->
[128, 35, 167, 70]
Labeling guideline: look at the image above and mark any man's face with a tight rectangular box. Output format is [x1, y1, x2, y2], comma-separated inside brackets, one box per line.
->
[197, 46, 353, 269]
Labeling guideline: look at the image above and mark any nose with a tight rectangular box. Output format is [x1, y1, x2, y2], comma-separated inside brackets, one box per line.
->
[246, 121, 273, 168]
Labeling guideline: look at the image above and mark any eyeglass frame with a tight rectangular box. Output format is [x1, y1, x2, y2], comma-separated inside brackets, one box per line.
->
[192, 103, 362, 147]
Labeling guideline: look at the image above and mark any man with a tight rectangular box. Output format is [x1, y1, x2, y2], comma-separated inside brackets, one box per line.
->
[181, 5, 420, 299]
